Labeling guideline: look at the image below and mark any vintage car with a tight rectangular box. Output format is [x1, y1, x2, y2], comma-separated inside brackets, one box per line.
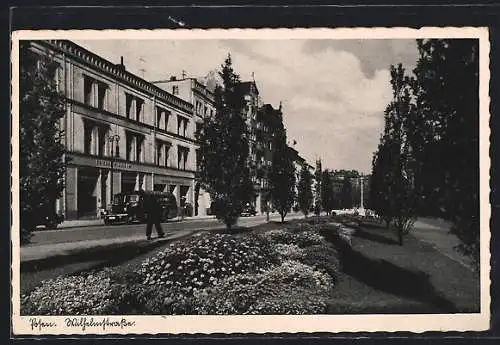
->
[103, 190, 178, 225]
[240, 203, 257, 217]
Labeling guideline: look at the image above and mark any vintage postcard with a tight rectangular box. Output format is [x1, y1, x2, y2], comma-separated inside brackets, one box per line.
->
[11, 27, 491, 335]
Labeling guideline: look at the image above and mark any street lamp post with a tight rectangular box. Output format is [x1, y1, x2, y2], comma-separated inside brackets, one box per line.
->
[109, 134, 120, 208]
[360, 174, 364, 210]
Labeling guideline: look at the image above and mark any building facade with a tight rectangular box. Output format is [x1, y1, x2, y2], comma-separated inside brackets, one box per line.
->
[237, 81, 264, 212]
[151, 76, 216, 216]
[27, 40, 199, 220]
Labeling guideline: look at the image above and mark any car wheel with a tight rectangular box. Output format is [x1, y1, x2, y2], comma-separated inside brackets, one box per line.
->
[45, 221, 58, 229]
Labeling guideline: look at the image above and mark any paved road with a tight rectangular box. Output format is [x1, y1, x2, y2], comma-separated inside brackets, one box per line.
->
[27, 214, 299, 246]
[412, 218, 475, 271]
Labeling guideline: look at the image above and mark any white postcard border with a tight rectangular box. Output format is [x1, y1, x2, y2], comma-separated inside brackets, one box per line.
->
[11, 27, 491, 335]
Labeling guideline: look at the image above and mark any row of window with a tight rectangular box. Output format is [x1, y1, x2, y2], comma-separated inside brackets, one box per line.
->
[83, 122, 192, 170]
[195, 100, 214, 118]
[83, 75, 192, 139]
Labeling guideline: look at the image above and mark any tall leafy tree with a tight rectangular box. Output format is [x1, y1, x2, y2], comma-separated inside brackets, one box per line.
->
[314, 159, 323, 215]
[269, 124, 296, 223]
[320, 169, 335, 214]
[340, 177, 353, 210]
[371, 64, 417, 245]
[196, 54, 253, 230]
[297, 165, 313, 217]
[20, 42, 67, 244]
[412, 39, 480, 267]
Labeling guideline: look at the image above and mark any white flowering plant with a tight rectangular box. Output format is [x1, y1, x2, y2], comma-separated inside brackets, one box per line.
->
[194, 259, 333, 315]
[135, 233, 279, 296]
[261, 229, 326, 248]
[21, 268, 120, 315]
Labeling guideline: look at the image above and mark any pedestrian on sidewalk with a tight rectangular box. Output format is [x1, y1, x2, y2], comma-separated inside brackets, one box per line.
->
[146, 194, 165, 240]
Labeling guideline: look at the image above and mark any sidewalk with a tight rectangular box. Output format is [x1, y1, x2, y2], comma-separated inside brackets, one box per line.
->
[20, 230, 199, 264]
[412, 218, 474, 271]
[21, 213, 293, 264]
[53, 214, 217, 229]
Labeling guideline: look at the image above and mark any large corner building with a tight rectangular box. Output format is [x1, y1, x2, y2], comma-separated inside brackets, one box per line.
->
[23, 40, 308, 220]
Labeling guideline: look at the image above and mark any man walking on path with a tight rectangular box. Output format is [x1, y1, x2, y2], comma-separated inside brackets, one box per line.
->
[145, 194, 165, 240]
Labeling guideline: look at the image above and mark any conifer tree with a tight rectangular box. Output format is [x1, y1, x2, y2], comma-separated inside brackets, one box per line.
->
[297, 165, 313, 217]
[196, 54, 253, 230]
[320, 169, 335, 215]
[269, 120, 296, 223]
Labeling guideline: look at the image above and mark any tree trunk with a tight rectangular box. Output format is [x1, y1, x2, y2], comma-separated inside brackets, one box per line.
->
[398, 228, 403, 246]
[266, 210, 269, 222]
[385, 218, 391, 228]
[281, 212, 285, 223]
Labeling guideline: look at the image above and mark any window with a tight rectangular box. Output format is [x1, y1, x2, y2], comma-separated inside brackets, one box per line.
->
[172, 85, 179, 95]
[165, 143, 170, 167]
[156, 107, 170, 131]
[84, 76, 93, 105]
[125, 93, 133, 119]
[83, 75, 108, 110]
[83, 121, 108, 156]
[156, 107, 163, 129]
[124, 93, 144, 122]
[165, 110, 170, 130]
[97, 128, 107, 157]
[177, 115, 187, 136]
[97, 83, 107, 110]
[136, 136, 144, 163]
[177, 146, 188, 170]
[156, 140, 163, 166]
[135, 98, 144, 122]
[177, 146, 182, 169]
[125, 132, 138, 162]
[83, 122, 93, 154]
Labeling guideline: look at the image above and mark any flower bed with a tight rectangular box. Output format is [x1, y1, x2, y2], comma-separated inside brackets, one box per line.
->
[260, 228, 325, 248]
[137, 233, 278, 291]
[21, 269, 119, 315]
[21, 221, 352, 316]
[193, 260, 334, 315]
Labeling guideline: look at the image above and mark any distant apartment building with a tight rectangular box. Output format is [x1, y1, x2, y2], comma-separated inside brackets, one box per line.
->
[237, 81, 265, 212]
[287, 146, 307, 211]
[25, 40, 199, 220]
[151, 76, 216, 216]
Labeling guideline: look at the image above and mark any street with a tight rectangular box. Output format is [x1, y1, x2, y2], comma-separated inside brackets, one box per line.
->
[26, 213, 300, 246]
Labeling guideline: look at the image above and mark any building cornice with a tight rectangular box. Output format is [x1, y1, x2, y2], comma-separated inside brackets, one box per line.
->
[38, 40, 194, 115]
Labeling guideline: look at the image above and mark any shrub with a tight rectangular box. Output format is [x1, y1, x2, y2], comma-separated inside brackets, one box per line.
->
[261, 229, 325, 248]
[317, 223, 354, 250]
[194, 260, 333, 315]
[135, 233, 278, 296]
[300, 244, 341, 283]
[298, 216, 330, 226]
[21, 269, 119, 315]
[273, 243, 305, 261]
[286, 222, 315, 233]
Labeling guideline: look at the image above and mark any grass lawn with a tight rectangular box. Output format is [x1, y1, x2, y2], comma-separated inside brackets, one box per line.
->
[326, 219, 480, 314]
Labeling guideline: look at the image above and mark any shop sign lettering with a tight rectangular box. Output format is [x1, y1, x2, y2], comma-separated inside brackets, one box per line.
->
[96, 159, 133, 171]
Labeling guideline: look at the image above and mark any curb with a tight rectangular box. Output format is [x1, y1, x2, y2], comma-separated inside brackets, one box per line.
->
[20, 230, 208, 272]
[38, 216, 219, 231]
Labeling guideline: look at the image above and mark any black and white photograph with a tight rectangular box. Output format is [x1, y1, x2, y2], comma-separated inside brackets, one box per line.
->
[11, 28, 490, 334]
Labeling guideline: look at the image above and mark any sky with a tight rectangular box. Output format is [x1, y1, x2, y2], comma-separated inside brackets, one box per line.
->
[74, 39, 419, 174]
